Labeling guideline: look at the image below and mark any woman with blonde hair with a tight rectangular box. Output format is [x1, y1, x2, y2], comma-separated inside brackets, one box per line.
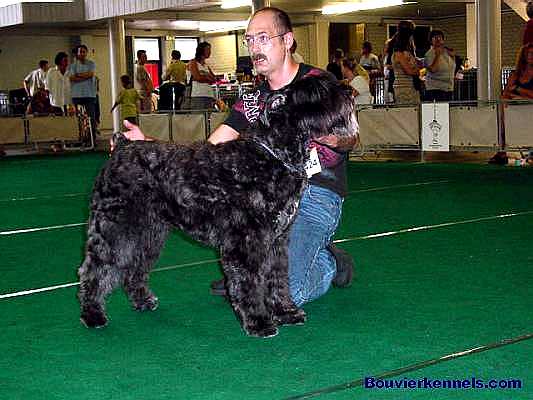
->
[341, 58, 372, 104]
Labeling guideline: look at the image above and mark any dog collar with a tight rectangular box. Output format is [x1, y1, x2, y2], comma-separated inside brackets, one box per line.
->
[250, 138, 306, 178]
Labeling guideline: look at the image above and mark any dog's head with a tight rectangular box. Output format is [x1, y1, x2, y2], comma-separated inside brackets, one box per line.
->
[256, 73, 357, 157]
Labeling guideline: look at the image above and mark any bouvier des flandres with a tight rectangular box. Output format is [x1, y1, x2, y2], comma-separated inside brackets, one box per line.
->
[78, 74, 356, 337]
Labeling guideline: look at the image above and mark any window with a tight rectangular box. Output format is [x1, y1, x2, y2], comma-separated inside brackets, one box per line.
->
[133, 38, 160, 61]
[174, 38, 198, 61]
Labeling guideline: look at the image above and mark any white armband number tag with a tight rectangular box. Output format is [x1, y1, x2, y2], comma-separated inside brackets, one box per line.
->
[305, 147, 322, 178]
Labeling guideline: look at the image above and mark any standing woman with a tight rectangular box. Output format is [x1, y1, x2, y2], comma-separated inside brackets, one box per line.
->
[188, 42, 217, 109]
[390, 20, 420, 105]
[341, 58, 372, 104]
[424, 30, 456, 101]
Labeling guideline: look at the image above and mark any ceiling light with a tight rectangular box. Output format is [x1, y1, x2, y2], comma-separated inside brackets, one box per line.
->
[220, 0, 252, 9]
[0, 0, 72, 6]
[199, 20, 249, 33]
[322, 0, 405, 15]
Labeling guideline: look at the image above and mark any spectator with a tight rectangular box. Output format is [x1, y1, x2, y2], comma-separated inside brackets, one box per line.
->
[423, 30, 456, 101]
[111, 75, 141, 126]
[524, 1, 533, 45]
[134, 50, 154, 113]
[23, 60, 48, 97]
[327, 48, 344, 80]
[390, 20, 421, 104]
[69, 45, 97, 141]
[489, 43, 533, 165]
[187, 42, 217, 109]
[163, 50, 187, 84]
[45, 52, 71, 115]
[290, 40, 305, 64]
[26, 88, 53, 115]
[502, 43, 533, 100]
[359, 41, 381, 101]
[342, 58, 372, 104]
[359, 41, 380, 71]
[383, 39, 395, 103]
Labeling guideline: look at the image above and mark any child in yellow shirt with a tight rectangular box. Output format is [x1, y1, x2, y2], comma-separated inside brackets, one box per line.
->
[111, 75, 141, 126]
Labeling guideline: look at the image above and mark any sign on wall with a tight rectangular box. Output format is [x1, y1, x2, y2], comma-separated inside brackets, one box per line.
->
[421, 102, 450, 152]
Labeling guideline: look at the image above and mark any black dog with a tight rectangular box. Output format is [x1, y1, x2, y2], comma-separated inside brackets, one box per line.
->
[78, 74, 356, 337]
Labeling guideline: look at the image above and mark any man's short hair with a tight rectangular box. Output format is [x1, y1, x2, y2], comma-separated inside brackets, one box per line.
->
[54, 52, 68, 66]
[253, 6, 293, 34]
[137, 49, 147, 59]
[429, 29, 445, 41]
[334, 48, 344, 59]
[362, 41, 372, 52]
[171, 50, 181, 60]
[38, 60, 48, 68]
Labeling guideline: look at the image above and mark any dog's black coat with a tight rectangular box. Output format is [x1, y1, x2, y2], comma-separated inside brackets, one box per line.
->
[78, 74, 356, 337]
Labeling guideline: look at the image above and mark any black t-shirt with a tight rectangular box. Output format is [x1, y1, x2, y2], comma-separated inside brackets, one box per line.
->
[224, 63, 348, 197]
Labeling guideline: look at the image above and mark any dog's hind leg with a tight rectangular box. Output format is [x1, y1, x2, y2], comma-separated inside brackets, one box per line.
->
[122, 222, 170, 312]
[78, 248, 122, 329]
[222, 245, 278, 338]
[267, 234, 306, 327]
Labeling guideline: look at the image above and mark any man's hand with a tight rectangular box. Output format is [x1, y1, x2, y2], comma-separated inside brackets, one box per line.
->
[123, 120, 146, 141]
[315, 134, 358, 151]
[109, 120, 148, 152]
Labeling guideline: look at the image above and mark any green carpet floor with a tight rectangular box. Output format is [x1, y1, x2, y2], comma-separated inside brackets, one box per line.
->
[1, 153, 531, 399]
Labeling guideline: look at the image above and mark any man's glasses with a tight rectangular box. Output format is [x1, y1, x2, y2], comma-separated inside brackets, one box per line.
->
[243, 32, 287, 48]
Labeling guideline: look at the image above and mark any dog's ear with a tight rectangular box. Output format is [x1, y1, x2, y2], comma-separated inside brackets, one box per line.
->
[260, 92, 287, 128]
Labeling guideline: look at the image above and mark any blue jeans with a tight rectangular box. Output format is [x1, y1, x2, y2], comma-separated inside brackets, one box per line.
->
[288, 184, 343, 307]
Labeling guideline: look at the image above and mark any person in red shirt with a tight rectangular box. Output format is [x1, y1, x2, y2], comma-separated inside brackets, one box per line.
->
[524, 2, 533, 45]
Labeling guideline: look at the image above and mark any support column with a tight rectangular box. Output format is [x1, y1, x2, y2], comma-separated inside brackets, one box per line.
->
[252, 0, 270, 14]
[466, 3, 477, 68]
[108, 18, 126, 132]
[476, 0, 501, 101]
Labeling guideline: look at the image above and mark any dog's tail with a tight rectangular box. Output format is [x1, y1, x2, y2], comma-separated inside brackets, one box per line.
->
[111, 132, 129, 150]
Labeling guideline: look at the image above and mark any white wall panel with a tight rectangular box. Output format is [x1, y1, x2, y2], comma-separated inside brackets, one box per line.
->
[207, 34, 237, 75]
[0, 35, 74, 91]
[0, 4, 22, 27]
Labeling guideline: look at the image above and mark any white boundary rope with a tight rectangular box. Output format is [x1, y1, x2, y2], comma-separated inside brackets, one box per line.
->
[2, 211, 532, 300]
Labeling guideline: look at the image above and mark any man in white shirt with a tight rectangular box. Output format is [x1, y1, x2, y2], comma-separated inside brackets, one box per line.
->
[45, 52, 71, 114]
[23, 60, 49, 97]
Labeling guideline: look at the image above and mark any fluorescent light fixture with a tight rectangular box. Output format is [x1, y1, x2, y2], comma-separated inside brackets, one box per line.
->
[0, 0, 72, 6]
[170, 20, 201, 30]
[199, 20, 249, 33]
[220, 0, 252, 9]
[322, 0, 405, 15]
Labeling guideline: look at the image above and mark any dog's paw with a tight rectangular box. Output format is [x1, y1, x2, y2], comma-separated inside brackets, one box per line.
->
[274, 308, 307, 326]
[134, 295, 159, 312]
[244, 319, 279, 338]
[80, 309, 108, 329]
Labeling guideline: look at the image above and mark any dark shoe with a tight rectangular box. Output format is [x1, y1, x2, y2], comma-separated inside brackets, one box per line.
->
[210, 278, 227, 296]
[328, 244, 354, 288]
[488, 152, 508, 165]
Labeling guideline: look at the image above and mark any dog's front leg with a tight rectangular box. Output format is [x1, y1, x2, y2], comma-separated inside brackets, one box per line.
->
[221, 250, 278, 338]
[267, 234, 306, 327]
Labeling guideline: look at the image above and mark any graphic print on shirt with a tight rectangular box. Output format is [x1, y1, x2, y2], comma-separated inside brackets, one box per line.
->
[242, 90, 262, 123]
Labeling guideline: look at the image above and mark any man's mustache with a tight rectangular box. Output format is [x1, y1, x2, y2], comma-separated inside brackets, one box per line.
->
[252, 53, 267, 62]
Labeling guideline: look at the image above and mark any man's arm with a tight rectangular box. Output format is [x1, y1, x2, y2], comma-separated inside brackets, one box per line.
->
[207, 124, 240, 144]
[315, 133, 359, 152]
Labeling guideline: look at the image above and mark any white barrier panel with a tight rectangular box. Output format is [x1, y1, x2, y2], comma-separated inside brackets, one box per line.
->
[27, 116, 78, 142]
[139, 114, 170, 142]
[209, 111, 230, 134]
[357, 107, 419, 146]
[449, 104, 498, 147]
[171, 114, 206, 144]
[0, 117, 25, 144]
[503, 103, 533, 148]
